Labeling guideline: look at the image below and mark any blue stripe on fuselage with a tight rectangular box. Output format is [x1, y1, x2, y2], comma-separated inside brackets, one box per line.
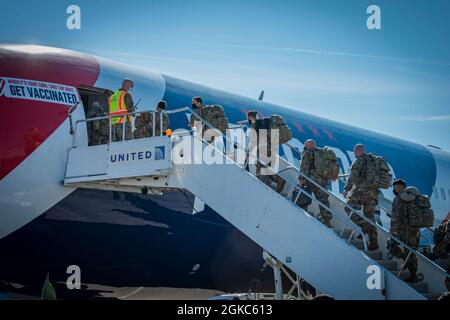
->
[161, 74, 437, 196]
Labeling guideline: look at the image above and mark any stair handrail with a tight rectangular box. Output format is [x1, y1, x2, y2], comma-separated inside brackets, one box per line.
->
[279, 135, 447, 278]
[186, 109, 447, 277]
[71, 107, 447, 282]
[185, 109, 370, 250]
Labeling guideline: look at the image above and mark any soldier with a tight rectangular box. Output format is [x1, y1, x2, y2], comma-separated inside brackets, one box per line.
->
[189, 97, 228, 144]
[433, 215, 450, 289]
[246, 110, 285, 193]
[189, 96, 206, 134]
[108, 79, 135, 142]
[134, 101, 170, 139]
[433, 213, 450, 259]
[343, 144, 379, 251]
[299, 139, 333, 228]
[388, 179, 421, 283]
[87, 100, 108, 145]
[152, 100, 170, 136]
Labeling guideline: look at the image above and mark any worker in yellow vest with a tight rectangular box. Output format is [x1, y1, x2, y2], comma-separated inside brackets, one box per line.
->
[108, 79, 135, 141]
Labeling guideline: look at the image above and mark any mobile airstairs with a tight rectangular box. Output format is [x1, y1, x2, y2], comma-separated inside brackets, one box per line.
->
[64, 107, 448, 300]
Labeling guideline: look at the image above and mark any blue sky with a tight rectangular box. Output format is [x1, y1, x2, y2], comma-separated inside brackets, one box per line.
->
[1, 0, 449, 150]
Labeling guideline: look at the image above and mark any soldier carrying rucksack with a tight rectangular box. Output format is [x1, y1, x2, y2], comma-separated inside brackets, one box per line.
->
[388, 179, 434, 283]
[434, 218, 450, 260]
[433, 216, 450, 290]
[344, 144, 392, 251]
[134, 100, 170, 139]
[246, 110, 292, 193]
[87, 100, 109, 145]
[202, 104, 229, 143]
[189, 97, 229, 144]
[297, 139, 339, 228]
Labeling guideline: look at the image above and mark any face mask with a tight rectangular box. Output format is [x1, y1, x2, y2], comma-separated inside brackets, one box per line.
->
[129, 87, 133, 93]
[192, 104, 197, 109]
[393, 190, 399, 196]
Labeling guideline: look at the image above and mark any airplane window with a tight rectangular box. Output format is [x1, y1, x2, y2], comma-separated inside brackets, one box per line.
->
[441, 188, 446, 201]
[433, 187, 438, 199]
[448, 189, 450, 200]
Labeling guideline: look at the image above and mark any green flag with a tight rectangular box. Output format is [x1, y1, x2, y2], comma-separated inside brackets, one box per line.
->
[41, 272, 57, 300]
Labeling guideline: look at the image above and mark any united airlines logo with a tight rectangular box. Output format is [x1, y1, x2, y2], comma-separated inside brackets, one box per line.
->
[155, 146, 165, 160]
[110, 151, 152, 163]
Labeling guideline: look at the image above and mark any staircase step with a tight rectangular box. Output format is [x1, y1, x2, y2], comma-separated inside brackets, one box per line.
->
[341, 229, 360, 239]
[423, 292, 442, 300]
[349, 239, 365, 250]
[408, 281, 428, 293]
[376, 259, 398, 271]
[365, 250, 383, 260]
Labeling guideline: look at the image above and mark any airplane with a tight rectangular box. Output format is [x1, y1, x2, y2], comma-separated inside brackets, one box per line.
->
[0, 44, 449, 298]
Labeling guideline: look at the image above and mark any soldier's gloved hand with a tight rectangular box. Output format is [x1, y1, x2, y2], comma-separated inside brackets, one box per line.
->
[386, 239, 392, 250]
[299, 178, 305, 186]
[387, 238, 398, 251]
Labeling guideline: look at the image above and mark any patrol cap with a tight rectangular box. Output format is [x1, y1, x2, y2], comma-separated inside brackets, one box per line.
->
[157, 100, 167, 110]
[393, 179, 406, 187]
[400, 186, 419, 202]
[405, 186, 419, 196]
[247, 110, 258, 120]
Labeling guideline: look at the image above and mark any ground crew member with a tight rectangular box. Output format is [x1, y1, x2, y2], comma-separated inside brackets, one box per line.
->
[388, 179, 421, 283]
[108, 79, 135, 141]
[343, 144, 379, 251]
[246, 110, 285, 193]
[299, 139, 333, 228]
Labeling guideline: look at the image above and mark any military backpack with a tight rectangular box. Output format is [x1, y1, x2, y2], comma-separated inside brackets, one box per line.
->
[135, 112, 151, 129]
[269, 115, 292, 145]
[314, 148, 339, 180]
[400, 187, 435, 228]
[433, 221, 449, 245]
[365, 154, 392, 189]
[203, 105, 229, 134]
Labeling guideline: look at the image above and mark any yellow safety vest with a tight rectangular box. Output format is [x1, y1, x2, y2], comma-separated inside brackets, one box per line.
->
[108, 90, 129, 125]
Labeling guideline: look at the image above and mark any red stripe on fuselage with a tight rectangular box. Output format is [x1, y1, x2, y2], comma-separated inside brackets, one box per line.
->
[0, 45, 100, 180]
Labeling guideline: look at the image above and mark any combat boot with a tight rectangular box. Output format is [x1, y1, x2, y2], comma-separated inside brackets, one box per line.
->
[275, 176, 286, 193]
[317, 213, 333, 229]
[368, 241, 379, 251]
[405, 272, 420, 283]
[322, 219, 333, 229]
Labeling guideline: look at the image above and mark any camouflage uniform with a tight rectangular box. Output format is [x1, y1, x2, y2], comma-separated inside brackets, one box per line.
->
[189, 106, 206, 136]
[300, 148, 332, 223]
[190, 105, 227, 144]
[249, 118, 282, 190]
[87, 104, 109, 145]
[112, 122, 133, 141]
[389, 193, 420, 277]
[433, 220, 450, 289]
[344, 154, 379, 247]
[134, 111, 169, 139]
[433, 220, 450, 259]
